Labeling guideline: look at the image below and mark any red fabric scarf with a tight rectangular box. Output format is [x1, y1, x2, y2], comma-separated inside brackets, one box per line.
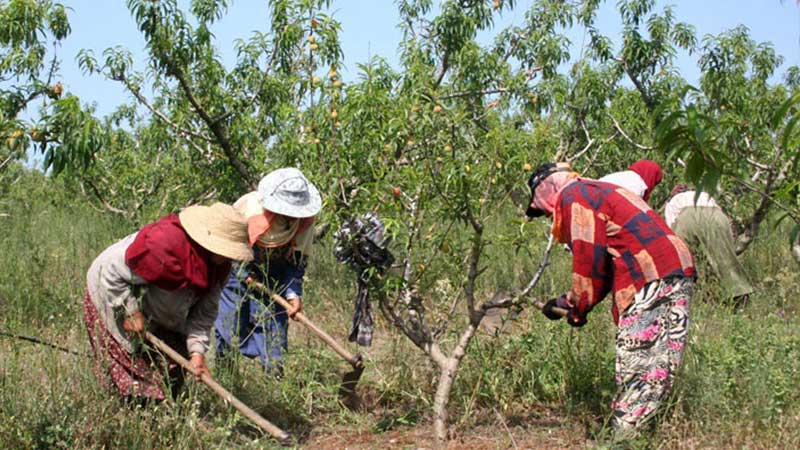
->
[124, 214, 231, 295]
[246, 211, 315, 248]
[629, 160, 663, 201]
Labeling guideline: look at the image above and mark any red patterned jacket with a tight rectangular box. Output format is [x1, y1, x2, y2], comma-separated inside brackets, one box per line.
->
[552, 180, 695, 325]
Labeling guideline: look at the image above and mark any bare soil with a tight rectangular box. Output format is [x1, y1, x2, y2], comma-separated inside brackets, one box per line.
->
[306, 422, 587, 450]
[303, 404, 589, 450]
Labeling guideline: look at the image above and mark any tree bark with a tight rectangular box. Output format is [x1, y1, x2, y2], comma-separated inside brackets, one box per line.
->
[433, 359, 458, 441]
[169, 63, 256, 189]
[432, 321, 479, 441]
[792, 231, 800, 264]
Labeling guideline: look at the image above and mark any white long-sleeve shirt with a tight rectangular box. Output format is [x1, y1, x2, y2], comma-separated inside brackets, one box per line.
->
[664, 191, 719, 229]
[598, 170, 648, 198]
[86, 233, 222, 354]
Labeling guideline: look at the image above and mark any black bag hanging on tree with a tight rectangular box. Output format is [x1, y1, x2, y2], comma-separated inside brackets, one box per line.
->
[333, 213, 394, 347]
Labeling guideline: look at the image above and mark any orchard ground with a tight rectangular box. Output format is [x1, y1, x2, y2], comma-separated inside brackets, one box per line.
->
[1, 168, 799, 450]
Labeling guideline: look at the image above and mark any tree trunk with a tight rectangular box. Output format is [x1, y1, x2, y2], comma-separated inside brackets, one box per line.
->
[433, 358, 458, 441]
[793, 231, 800, 264]
[432, 322, 479, 441]
[736, 187, 773, 254]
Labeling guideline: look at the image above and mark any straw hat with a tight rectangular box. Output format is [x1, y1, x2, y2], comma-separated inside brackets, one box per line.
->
[257, 168, 321, 218]
[179, 202, 254, 261]
[233, 191, 264, 220]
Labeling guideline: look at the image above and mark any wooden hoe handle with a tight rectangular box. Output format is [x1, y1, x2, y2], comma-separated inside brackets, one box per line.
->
[144, 331, 291, 444]
[246, 279, 363, 369]
[531, 298, 569, 317]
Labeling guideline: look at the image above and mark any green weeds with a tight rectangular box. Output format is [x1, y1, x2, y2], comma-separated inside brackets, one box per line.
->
[1, 170, 799, 448]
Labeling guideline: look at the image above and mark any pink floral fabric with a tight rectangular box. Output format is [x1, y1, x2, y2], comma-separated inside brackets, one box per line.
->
[611, 276, 692, 432]
[83, 290, 186, 400]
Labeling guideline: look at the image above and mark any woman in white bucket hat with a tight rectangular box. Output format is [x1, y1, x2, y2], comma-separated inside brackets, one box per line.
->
[214, 168, 321, 375]
[84, 203, 252, 401]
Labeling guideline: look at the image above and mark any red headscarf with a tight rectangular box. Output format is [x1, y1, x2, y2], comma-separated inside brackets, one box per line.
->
[124, 214, 231, 295]
[629, 160, 663, 201]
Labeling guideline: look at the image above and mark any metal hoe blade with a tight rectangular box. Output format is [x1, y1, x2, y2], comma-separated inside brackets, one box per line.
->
[338, 354, 365, 410]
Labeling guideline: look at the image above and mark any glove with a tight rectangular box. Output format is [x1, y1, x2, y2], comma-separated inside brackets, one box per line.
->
[566, 311, 587, 328]
[541, 298, 564, 321]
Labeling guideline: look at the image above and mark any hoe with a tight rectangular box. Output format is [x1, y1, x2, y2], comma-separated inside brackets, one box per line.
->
[246, 278, 364, 409]
[0, 328, 293, 444]
[144, 331, 292, 444]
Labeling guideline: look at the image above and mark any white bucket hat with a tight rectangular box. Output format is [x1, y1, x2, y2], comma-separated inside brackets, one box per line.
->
[179, 202, 254, 261]
[257, 168, 321, 218]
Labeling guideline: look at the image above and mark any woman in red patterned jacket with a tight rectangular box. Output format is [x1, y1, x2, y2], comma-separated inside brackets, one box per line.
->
[525, 162, 696, 434]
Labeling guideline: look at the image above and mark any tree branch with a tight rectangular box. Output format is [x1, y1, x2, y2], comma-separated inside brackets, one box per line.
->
[464, 228, 484, 315]
[120, 75, 213, 143]
[620, 58, 656, 113]
[566, 120, 596, 162]
[433, 52, 449, 89]
[481, 234, 555, 311]
[736, 145, 800, 253]
[83, 177, 129, 217]
[437, 87, 507, 101]
[168, 63, 255, 188]
[0, 153, 16, 172]
[607, 112, 653, 150]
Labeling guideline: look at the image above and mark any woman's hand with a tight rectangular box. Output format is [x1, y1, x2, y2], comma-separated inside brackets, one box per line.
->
[190, 353, 209, 379]
[122, 311, 146, 333]
[286, 297, 303, 320]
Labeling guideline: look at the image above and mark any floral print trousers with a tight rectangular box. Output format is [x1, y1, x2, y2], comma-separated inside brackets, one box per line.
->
[84, 290, 187, 400]
[612, 276, 693, 432]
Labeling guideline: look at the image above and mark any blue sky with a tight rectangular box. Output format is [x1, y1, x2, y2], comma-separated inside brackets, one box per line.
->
[54, 1, 800, 118]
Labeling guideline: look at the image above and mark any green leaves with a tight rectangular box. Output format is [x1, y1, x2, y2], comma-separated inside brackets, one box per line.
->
[656, 39, 800, 242]
[0, 1, 73, 170]
[191, 0, 230, 24]
[41, 96, 106, 176]
[0, 1, 70, 89]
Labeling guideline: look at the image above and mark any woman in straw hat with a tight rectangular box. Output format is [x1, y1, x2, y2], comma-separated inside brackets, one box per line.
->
[214, 168, 321, 375]
[84, 203, 252, 400]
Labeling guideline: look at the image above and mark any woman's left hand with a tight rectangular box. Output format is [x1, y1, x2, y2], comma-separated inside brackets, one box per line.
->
[286, 297, 303, 319]
[189, 353, 209, 379]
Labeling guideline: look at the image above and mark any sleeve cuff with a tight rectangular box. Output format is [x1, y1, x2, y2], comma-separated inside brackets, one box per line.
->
[284, 281, 302, 299]
[187, 339, 208, 356]
[124, 300, 140, 316]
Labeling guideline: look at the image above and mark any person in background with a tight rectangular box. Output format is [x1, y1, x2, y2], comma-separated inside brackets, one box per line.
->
[526, 162, 695, 435]
[599, 160, 664, 203]
[84, 203, 252, 401]
[664, 184, 754, 306]
[214, 168, 320, 375]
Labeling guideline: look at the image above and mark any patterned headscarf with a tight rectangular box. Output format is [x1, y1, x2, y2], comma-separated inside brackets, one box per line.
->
[526, 162, 579, 218]
[531, 171, 579, 216]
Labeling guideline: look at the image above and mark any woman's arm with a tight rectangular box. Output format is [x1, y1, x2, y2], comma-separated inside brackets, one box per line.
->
[94, 238, 147, 319]
[185, 283, 223, 355]
[281, 250, 307, 318]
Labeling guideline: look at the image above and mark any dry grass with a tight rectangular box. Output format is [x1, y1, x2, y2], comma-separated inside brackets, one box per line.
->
[2, 170, 799, 449]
